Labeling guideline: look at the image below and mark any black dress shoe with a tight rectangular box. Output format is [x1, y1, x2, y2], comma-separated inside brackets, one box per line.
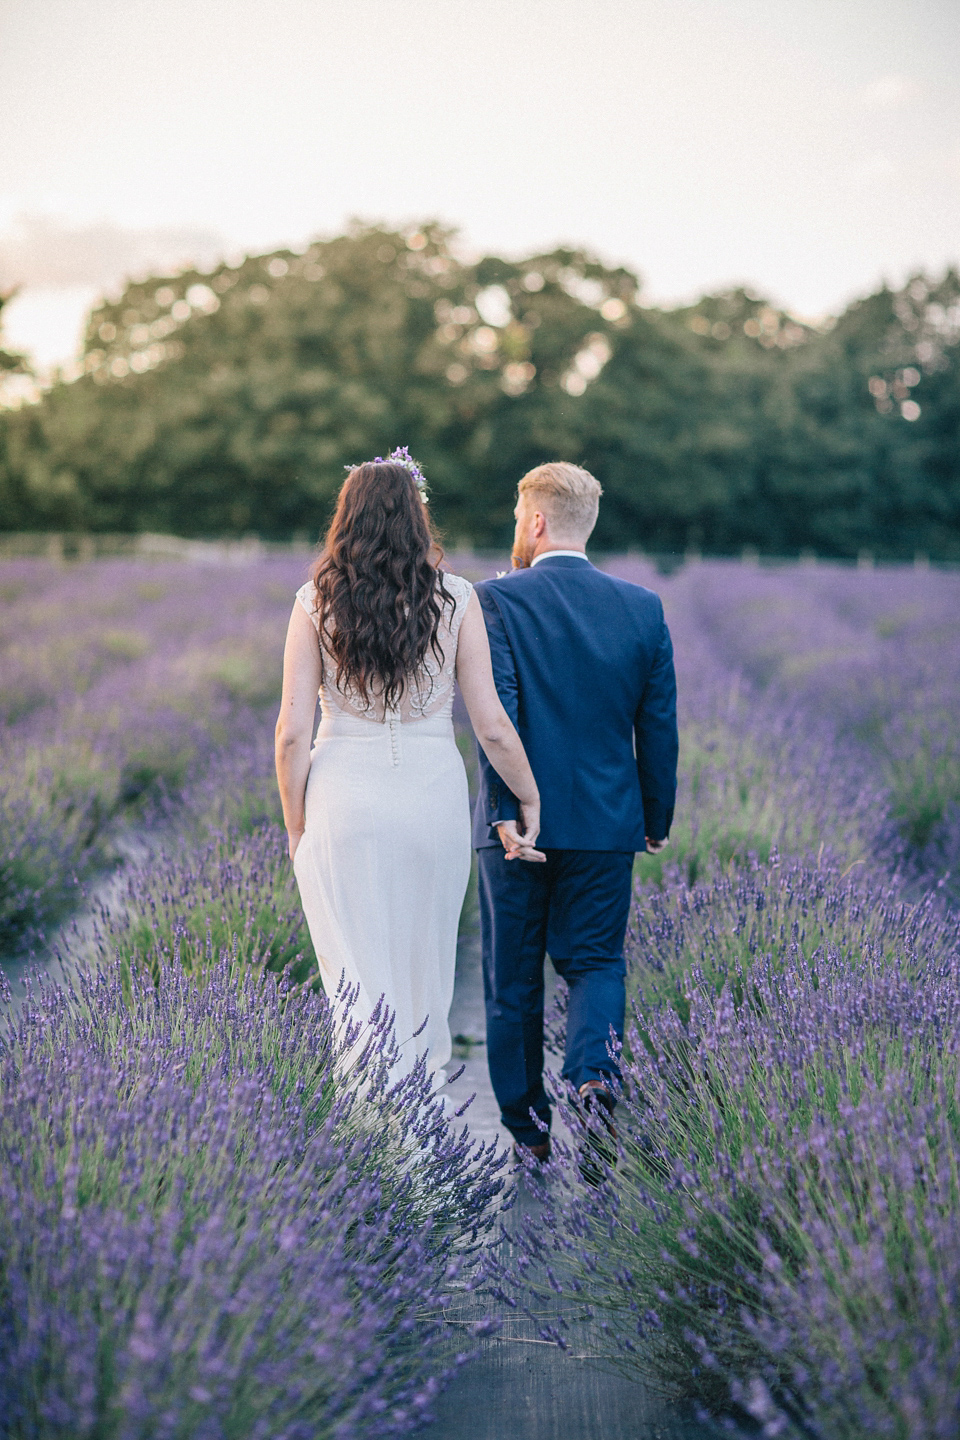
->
[513, 1137, 551, 1164]
[577, 1080, 617, 1137]
[576, 1081, 618, 1184]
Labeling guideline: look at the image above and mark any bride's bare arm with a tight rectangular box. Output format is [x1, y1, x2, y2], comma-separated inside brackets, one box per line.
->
[275, 602, 323, 859]
[456, 591, 543, 856]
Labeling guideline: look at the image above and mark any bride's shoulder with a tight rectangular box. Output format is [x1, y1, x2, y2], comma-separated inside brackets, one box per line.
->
[438, 570, 474, 603]
[294, 580, 321, 629]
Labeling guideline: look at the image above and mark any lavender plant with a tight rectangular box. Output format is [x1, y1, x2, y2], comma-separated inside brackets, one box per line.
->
[0, 740, 108, 948]
[633, 709, 878, 890]
[174, 729, 287, 839]
[677, 559, 960, 873]
[545, 852, 960, 1054]
[0, 955, 506, 1438]
[734, 1068, 960, 1438]
[501, 934, 960, 1432]
[626, 853, 959, 1011]
[597, 561, 885, 889]
[79, 824, 313, 982]
[515, 561, 960, 1432]
[0, 555, 307, 947]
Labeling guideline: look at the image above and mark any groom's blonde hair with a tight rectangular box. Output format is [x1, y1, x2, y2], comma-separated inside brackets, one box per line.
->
[517, 462, 602, 538]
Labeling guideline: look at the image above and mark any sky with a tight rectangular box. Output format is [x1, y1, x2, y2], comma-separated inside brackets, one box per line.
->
[1, 0, 959, 374]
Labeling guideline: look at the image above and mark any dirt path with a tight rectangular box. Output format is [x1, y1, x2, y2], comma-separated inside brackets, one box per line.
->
[437, 933, 715, 1440]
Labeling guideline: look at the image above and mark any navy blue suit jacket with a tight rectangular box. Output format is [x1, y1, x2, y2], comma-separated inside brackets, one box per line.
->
[471, 555, 678, 852]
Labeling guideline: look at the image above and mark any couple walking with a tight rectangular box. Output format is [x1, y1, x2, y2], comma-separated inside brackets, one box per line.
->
[275, 454, 677, 1159]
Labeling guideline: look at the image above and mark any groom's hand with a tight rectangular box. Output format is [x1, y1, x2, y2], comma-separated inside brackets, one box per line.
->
[496, 821, 546, 863]
[645, 836, 669, 855]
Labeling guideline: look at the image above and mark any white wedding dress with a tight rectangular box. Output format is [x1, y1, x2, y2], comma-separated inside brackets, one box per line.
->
[292, 573, 474, 1084]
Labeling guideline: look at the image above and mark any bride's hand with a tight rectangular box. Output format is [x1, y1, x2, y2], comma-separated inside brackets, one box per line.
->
[517, 798, 540, 847]
[497, 803, 546, 863]
[288, 827, 305, 861]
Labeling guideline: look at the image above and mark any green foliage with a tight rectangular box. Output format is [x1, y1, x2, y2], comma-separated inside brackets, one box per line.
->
[749, 274, 960, 560]
[2, 226, 957, 557]
[0, 292, 29, 376]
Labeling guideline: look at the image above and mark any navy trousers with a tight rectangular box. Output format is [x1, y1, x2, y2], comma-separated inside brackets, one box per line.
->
[477, 846, 634, 1146]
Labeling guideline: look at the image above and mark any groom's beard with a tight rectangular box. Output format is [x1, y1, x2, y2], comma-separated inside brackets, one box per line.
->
[511, 537, 534, 568]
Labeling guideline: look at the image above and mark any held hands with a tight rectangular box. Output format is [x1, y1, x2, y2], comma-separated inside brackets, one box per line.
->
[496, 809, 666, 862]
[497, 801, 546, 863]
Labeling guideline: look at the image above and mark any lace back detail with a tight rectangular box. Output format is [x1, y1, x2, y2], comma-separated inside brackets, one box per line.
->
[295, 572, 473, 724]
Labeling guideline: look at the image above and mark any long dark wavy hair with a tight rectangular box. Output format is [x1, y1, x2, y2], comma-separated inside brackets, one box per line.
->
[311, 462, 454, 709]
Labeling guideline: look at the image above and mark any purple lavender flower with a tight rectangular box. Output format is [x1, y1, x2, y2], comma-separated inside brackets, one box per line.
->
[496, 908, 960, 1431]
[0, 954, 506, 1436]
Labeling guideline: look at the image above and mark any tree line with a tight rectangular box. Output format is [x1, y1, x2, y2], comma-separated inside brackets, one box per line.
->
[1, 224, 958, 558]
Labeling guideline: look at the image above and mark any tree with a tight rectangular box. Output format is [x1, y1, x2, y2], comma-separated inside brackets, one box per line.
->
[0, 292, 28, 375]
[768, 272, 960, 558]
[1, 228, 958, 560]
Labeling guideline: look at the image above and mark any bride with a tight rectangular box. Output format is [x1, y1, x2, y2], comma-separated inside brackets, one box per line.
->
[275, 450, 542, 1084]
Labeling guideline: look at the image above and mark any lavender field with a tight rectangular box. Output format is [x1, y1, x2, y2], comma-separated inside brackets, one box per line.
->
[498, 556, 960, 1439]
[2, 551, 960, 1437]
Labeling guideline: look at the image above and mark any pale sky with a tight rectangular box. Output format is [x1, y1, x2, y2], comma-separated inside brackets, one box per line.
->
[2, 0, 959, 372]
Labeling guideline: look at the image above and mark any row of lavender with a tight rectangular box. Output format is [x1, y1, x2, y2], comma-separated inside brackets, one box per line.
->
[5, 553, 954, 953]
[496, 558, 960, 1438]
[0, 556, 310, 953]
[2, 957, 505, 1438]
[0, 557, 507, 1438]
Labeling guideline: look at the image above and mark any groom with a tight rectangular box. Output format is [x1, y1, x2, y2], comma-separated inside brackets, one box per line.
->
[472, 462, 678, 1160]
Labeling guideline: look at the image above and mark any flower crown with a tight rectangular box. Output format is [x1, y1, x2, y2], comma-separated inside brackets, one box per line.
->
[348, 446, 428, 502]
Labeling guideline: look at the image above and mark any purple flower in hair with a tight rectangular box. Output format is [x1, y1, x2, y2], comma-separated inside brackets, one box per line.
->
[348, 446, 429, 501]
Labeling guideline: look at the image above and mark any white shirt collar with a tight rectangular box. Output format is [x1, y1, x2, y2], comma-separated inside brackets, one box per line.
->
[530, 549, 589, 566]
